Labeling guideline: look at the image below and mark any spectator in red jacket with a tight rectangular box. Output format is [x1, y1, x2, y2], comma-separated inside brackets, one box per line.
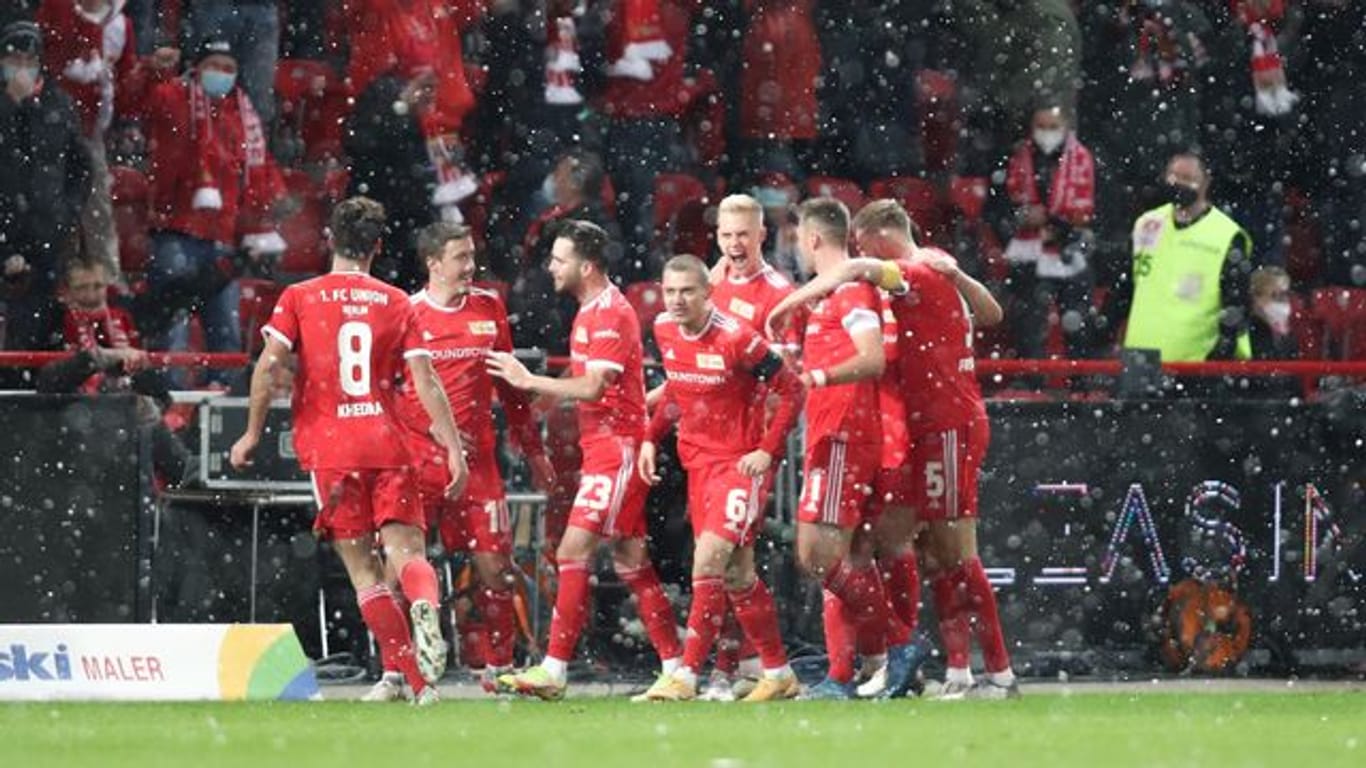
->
[183, 1, 279, 127]
[738, 0, 821, 180]
[344, 0, 482, 221]
[138, 36, 284, 379]
[36, 0, 180, 280]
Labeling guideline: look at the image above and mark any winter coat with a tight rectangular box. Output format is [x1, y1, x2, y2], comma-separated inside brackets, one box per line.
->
[138, 76, 285, 248]
[739, 0, 821, 141]
[0, 81, 90, 291]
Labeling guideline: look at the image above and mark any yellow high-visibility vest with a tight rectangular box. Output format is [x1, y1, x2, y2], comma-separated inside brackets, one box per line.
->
[1124, 204, 1253, 362]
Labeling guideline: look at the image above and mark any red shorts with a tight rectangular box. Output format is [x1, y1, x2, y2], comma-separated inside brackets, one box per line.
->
[686, 459, 773, 547]
[909, 417, 989, 522]
[570, 437, 648, 538]
[412, 448, 511, 554]
[869, 464, 917, 520]
[798, 437, 880, 529]
[309, 467, 422, 540]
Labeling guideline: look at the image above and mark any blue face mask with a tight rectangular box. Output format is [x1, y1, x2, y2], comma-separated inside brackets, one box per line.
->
[200, 69, 237, 98]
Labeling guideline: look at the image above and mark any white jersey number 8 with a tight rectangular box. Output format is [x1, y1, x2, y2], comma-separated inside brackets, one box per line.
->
[338, 321, 373, 397]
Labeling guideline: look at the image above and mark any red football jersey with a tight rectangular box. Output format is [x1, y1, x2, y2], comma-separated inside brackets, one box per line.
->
[570, 285, 648, 445]
[711, 263, 805, 351]
[396, 287, 539, 459]
[264, 272, 428, 470]
[886, 253, 987, 437]
[801, 280, 883, 446]
[877, 291, 909, 468]
[651, 309, 794, 467]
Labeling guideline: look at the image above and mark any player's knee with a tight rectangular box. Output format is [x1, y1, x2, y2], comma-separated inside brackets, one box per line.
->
[723, 563, 756, 593]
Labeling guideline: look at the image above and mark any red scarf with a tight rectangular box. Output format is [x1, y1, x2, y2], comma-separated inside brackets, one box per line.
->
[188, 79, 269, 204]
[1232, 0, 1296, 115]
[607, 0, 671, 80]
[545, 9, 584, 105]
[62, 305, 139, 393]
[1005, 133, 1094, 226]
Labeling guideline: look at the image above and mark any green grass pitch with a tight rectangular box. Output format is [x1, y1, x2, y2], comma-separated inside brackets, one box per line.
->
[3, 692, 1363, 768]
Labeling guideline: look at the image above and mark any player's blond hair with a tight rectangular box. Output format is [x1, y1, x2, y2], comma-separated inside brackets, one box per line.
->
[662, 253, 711, 286]
[718, 194, 764, 225]
[852, 199, 914, 241]
[795, 197, 850, 247]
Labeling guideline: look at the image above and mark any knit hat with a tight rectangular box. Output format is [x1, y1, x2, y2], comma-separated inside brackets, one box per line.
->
[193, 36, 235, 65]
[1, 21, 43, 58]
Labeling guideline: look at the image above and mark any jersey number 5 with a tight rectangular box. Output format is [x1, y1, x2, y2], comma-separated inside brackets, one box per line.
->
[338, 321, 372, 397]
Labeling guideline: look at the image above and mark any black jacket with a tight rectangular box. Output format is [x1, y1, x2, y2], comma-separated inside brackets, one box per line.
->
[0, 81, 90, 295]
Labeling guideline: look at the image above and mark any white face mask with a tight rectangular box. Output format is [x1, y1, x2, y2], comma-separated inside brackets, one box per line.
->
[3, 64, 39, 99]
[1033, 128, 1066, 154]
[1260, 300, 1292, 334]
[540, 174, 557, 205]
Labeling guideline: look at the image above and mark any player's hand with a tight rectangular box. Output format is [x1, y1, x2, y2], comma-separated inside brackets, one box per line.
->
[229, 433, 259, 470]
[637, 441, 660, 486]
[444, 448, 469, 500]
[485, 351, 534, 390]
[737, 449, 773, 478]
[923, 252, 961, 279]
[527, 453, 556, 493]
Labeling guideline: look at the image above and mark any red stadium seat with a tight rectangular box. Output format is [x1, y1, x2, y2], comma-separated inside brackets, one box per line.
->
[110, 165, 150, 276]
[1312, 287, 1366, 360]
[805, 176, 866, 214]
[666, 199, 712, 258]
[625, 281, 666, 339]
[239, 278, 283, 355]
[868, 176, 945, 244]
[277, 169, 328, 276]
[948, 176, 988, 222]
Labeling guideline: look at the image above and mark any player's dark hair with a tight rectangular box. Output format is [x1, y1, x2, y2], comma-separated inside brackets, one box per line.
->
[1168, 150, 1209, 182]
[852, 199, 918, 242]
[662, 254, 710, 286]
[796, 197, 850, 248]
[415, 221, 472, 268]
[554, 219, 611, 270]
[329, 196, 387, 261]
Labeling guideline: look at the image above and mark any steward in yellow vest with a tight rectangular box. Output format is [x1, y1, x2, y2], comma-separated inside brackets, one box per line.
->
[1103, 154, 1253, 362]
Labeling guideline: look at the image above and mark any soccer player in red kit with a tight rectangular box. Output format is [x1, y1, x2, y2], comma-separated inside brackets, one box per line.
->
[668, 193, 802, 699]
[773, 199, 1018, 699]
[370, 222, 554, 698]
[229, 197, 467, 706]
[487, 220, 683, 700]
[783, 198, 921, 699]
[634, 255, 804, 702]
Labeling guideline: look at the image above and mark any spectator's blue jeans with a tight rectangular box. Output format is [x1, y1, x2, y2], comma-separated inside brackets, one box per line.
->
[149, 233, 241, 382]
[189, 2, 280, 126]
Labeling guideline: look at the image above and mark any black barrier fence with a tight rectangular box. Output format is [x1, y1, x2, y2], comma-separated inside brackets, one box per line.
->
[2, 392, 1363, 674]
[0, 394, 154, 623]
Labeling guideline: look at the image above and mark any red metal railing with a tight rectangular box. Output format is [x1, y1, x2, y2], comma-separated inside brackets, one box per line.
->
[2, 351, 1365, 378]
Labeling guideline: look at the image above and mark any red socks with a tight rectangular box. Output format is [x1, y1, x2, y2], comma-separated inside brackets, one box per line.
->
[822, 590, 856, 683]
[883, 550, 921, 633]
[729, 579, 787, 670]
[824, 560, 911, 649]
[398, 559, 441, 607]
[964, 558, 1011, 673]
[618, 563, 683, 663]
[546, 559, 591, 661]
[357, 583, 424, 692]
[682, 576, 726, 673]
[930, 558, 1010, 673]
[476, 585, 516, 669]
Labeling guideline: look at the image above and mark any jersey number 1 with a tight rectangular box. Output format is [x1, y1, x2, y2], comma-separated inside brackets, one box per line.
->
[338, 321, 372, 397]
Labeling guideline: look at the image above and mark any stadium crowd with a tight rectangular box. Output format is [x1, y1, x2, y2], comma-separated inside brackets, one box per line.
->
[2, 0, 1364, 705]
[1, 0, 1364, 387]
